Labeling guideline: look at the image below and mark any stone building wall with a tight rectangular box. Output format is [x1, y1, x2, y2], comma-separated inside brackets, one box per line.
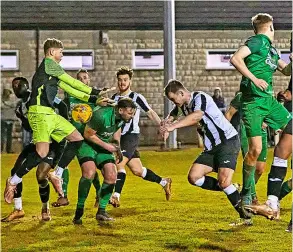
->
[1, 30, 291, 150]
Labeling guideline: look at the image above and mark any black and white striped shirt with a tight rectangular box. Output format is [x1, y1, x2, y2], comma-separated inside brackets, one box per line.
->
[112, 91, 151, 135]
[170, 91, 237, 151]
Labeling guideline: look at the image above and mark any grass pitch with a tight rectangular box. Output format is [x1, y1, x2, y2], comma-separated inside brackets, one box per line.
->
[1, 148, 292, 252]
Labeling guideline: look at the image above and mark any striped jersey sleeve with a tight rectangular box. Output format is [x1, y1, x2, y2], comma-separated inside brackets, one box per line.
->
[135, 93, 151, 112]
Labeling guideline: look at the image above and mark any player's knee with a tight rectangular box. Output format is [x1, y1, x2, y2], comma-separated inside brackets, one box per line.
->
[105, 172, 117, 184]
[248, 146, 262, 159]
[132, 168, 142, 177]
[36, 149, 49, 159]
[188, 174, 199, 185]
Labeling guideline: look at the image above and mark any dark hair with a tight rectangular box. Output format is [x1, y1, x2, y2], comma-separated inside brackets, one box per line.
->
[12, 77, 29, 98]
[164, 79, 186, 97]
[116, 66, 133, 79]
[12, 77, 29, 85]
[76, 68, 88, 78]
[251, 13, 273, 32]
[117, 98, 137, 109]
[44, 38, 63, 55]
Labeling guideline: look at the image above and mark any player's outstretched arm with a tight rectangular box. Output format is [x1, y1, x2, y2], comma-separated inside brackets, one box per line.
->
[224, 105, 238, 122]
[84, 125, 118, 153]
[165, 110, 204, 132]
[277, 58, 292, 76]
[146, 109, 161, 126]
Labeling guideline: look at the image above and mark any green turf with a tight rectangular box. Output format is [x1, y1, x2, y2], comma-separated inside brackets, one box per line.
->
[1, 148, 292, 252]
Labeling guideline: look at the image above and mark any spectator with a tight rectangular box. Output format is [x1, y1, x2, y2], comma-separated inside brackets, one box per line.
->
[1, 88, 17, 153]
[212, 87, 226, 113]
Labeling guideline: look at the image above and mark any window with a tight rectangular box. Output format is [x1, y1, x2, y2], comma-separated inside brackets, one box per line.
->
[132, 49, 164, 70]
[1, 50, 19, 71]
[280, 50, 291, 64]
[206, 50, 236, 70]
[60, 50, 94, 70]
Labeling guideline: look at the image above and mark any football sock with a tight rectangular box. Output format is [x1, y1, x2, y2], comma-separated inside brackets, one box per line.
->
[279, 179, 292, 200]
[267, 157, 287, 198]
[194, 176, 222, 191]
[57, 140, 83, 168]
[223, 184, 244, 216]
[92, 171, 101, 197]
[241, 163, 256, 205]
[77, 177, 92, 209]
[99, 182, 115, 210]
[14, 197, 22, 210]
[142, 167, 162, 183]
[39, 180, 50, 203]
[62, 168, 69, 197]
[114, 170, 126, 194]
[14, 182, 23, 198]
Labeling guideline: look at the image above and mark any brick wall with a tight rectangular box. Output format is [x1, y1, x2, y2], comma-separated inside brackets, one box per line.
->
[1, 30, 291, 149]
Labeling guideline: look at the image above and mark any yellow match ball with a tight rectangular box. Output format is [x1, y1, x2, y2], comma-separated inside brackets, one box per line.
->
[71, 104, 93, 123]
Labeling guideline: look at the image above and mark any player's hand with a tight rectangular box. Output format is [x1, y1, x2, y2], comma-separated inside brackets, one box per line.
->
[253, 78, 268, 91]
[115, 147, 123, 164]
[99, 87, 116, 96]
[262, 122, 268, 129]
[105, 143, 119, 153]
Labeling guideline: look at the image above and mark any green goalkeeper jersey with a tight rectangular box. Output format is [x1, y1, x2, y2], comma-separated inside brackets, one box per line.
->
[240, 34, 280, 101]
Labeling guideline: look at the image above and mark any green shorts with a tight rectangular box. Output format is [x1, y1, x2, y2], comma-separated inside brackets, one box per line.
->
[240, 123, 267, 162]
[77, 141, 115, 169]
[242, 96, 292, 137]
[28, 107, 75, 144]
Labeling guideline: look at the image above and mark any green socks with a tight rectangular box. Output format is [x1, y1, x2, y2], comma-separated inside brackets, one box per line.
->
[99, 182, 115, 210]
[77, 177, 93, 209]
[62, 168, 69, 197]
[242, 163, 256, 205]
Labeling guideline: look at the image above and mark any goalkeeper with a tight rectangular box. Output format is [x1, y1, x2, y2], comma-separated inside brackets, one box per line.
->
[73, 98, 136, 224]
[4, 38, 112, 204]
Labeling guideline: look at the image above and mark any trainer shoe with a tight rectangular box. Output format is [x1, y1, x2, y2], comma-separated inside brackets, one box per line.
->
[41, 208, 51, 221]
[163, 178, 172, 201]
[229, 218, 253, 227]
[48, 172, 64, 197]
[1, 209, 25, 222]
[4, 177, 17, 204]
[94, 195, 100, 208]
[96, 211, 114, 221]
[244, 204, 277, 220]
[286, 220, 292, 232]
[51, 196, 69, 207]
[109, 195, 120, 208]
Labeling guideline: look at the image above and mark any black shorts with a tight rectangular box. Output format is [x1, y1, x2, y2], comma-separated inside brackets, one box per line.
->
[120, 133, 140, 160]
[194, 135, 240, 172]
[283, 119, 292, 135]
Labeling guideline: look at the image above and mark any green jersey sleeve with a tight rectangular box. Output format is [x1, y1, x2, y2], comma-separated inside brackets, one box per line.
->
[230, 92, 242, 110]
[245, 36, 263, 54]
[59, 81, 91, 102]
[45, 58, 65, 77]
[58, 73, 92, 94]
